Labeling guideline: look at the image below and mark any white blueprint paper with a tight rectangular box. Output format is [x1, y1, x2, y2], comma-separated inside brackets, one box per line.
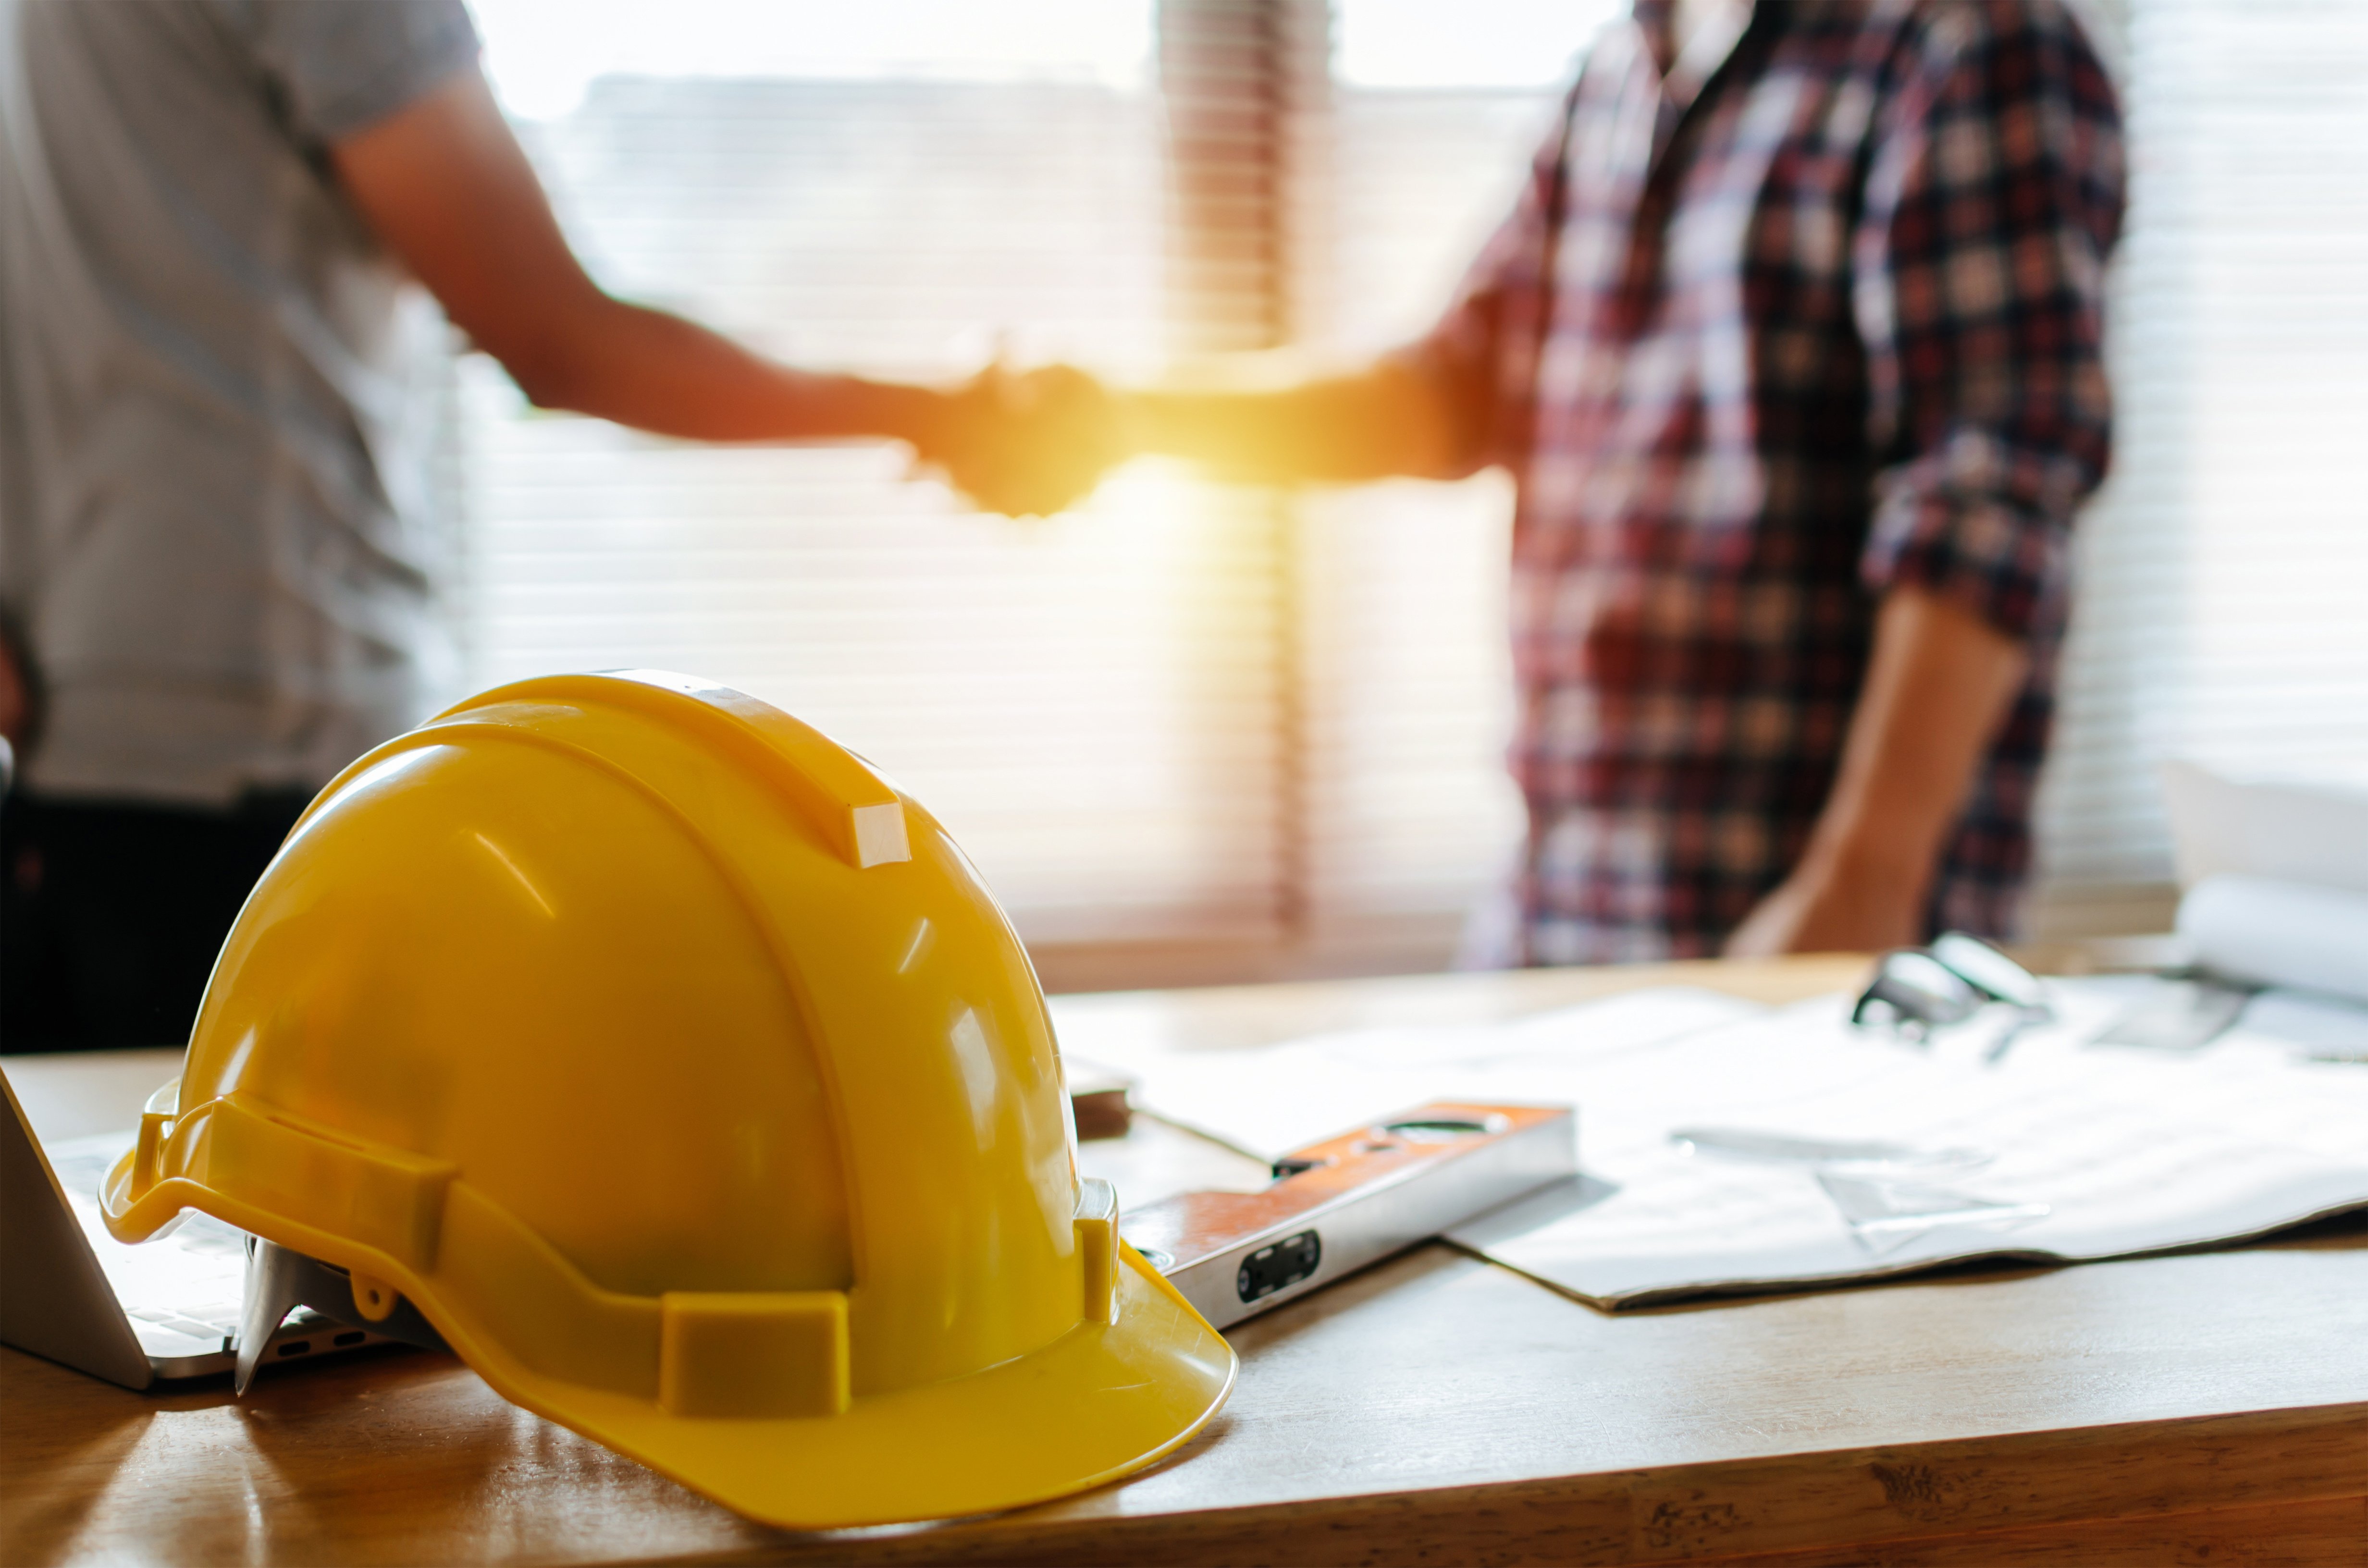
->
[1085, 979, 2368, 1307]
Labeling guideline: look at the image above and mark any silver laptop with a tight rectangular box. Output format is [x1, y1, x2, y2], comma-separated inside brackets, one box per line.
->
[0, 1066, 399, 1388]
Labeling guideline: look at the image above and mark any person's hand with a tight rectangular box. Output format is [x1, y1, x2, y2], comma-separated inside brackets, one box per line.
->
[920, 362, 1126, 517]
[1722, 846, 1924, 957]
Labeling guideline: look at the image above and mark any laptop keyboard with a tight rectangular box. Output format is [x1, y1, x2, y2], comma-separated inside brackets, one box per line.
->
[126, 1306, 240, 1343]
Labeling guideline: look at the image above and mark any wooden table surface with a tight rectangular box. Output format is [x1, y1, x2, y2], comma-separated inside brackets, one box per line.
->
[5, 956, 2365, 1567]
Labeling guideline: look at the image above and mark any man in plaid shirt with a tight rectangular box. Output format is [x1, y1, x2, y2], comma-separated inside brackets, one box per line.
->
[1110, 0, 2124, 962]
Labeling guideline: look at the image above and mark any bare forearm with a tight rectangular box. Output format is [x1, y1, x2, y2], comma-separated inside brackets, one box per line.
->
[502, 298, 944, 447]
[1117, 360, 1457, 485]
[1810, 588, 2029, 902]
[332, 69, 945, 452]
[1725, 586, 2027, 956]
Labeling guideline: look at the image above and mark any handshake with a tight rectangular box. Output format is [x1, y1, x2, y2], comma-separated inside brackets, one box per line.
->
[911, 363, 1134, 519]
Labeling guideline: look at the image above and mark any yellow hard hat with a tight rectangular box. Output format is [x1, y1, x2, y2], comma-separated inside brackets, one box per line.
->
[101, 671, 1234, 1528]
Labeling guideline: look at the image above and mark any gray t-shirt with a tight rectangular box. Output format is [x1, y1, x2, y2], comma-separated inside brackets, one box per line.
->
[0, 0, 479, 806]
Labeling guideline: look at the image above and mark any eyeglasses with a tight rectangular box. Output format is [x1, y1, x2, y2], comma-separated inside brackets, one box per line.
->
[1852, 932, 2052, 1050]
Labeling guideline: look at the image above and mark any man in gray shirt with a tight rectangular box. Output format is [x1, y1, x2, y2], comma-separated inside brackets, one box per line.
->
[0, 0, 1104, 1046]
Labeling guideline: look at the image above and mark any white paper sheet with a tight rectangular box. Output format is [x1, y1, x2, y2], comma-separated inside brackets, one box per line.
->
[1086, 985, 1760, 1160]
[1087, 979, 2368, 1307]
[2178, 875, 2368, 1004]
[2160, 760, 2368, 1001]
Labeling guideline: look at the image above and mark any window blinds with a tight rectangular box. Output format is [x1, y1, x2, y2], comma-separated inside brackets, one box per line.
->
[2029, 0, 2368, 931]
[1295, 2, 1623, 963]
[1151, 1, 1612, 970]
[1290, 88, 1554, 961]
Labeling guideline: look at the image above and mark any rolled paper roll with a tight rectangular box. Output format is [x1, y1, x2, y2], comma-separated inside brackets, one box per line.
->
[2177, 874, 2368, 1005]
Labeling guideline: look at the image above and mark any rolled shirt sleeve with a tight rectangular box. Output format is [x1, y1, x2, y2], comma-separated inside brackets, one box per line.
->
[1852, 1, 2126, 640]
[228, 0, 482, 145]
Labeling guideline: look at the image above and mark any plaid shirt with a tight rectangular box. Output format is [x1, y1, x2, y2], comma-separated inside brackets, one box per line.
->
[1415, 0, 2125, 964]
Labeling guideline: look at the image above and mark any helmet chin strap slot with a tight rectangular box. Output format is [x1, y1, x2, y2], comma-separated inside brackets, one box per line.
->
[1075, 1178, 1120, 1326]
[658, 1290, 852, 1418]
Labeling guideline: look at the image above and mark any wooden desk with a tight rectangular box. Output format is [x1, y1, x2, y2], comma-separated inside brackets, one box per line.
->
[6, 957, 2364, 1566]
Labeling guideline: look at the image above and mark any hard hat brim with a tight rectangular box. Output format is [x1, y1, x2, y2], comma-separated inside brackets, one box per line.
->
[516, 1250, 1241, 1525]
[538, 1245, 1237, 1529]
[105, 1145, 1233, 1530]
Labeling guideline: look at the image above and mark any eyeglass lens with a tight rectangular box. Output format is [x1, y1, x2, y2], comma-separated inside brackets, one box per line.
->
[1929, 931, 2048, 1013]
[1852, 950, 1983, 1032]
